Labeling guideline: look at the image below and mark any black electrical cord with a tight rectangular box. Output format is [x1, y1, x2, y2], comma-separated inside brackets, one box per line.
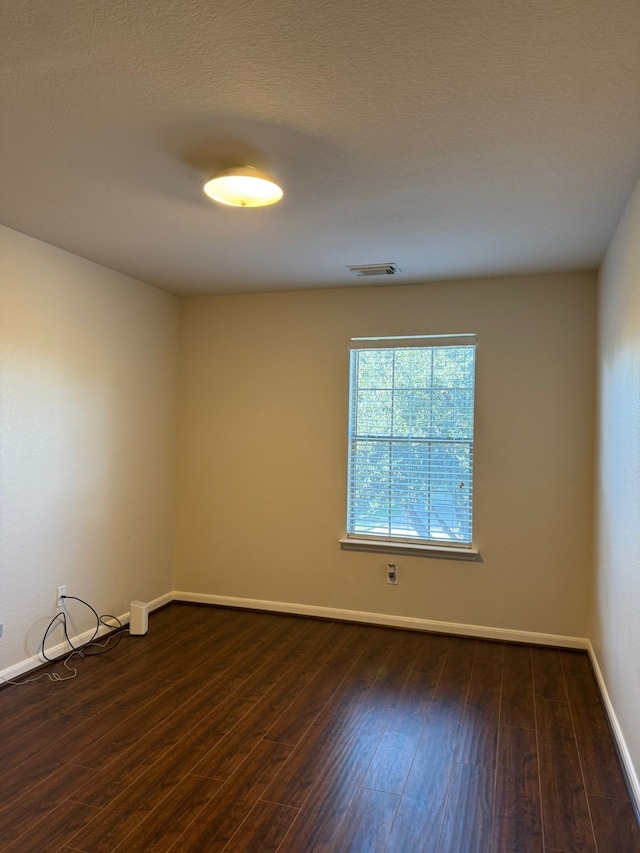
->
[41, 595, 125, 660]
[1, 595, 127, 687]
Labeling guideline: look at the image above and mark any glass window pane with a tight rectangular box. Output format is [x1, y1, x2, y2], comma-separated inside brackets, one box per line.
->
[357, 350, 393, 389]
[394, 348, 432, 388]
[357, 390, 392, 435]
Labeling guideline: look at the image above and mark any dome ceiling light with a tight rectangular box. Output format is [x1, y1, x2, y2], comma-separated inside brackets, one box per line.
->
[203, 166, 283, 208]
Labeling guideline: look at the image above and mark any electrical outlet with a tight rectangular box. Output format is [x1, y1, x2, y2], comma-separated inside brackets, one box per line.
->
[386, 563, 398, 584]
[57, 586, 67, 608]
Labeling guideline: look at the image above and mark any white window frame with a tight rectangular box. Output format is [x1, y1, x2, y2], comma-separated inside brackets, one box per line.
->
[339, 334, 479, 560]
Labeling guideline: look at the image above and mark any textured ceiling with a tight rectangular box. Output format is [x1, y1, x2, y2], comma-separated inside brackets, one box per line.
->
[1, 0, 639, 295]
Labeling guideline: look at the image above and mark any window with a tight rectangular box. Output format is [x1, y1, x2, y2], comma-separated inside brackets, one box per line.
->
[345, 335, 476, 552]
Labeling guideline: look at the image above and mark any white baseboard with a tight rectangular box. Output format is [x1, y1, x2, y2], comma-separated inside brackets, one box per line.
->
[172, 591, 590, 649]
[0, 592, 172, 685]
[145, 591, 174, 611]
[587, 642, 640, 815]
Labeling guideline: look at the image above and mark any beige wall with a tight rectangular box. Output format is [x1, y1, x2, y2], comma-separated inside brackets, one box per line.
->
[0, 225, 180, 671]
[176, 272, 596, 637]
[595, 178, 640, 783]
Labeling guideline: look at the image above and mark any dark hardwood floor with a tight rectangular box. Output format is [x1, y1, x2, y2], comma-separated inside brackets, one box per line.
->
[1, 603, 639, 852]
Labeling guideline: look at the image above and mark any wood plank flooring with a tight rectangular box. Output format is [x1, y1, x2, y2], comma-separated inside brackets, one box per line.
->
[1, 603, 638, 852]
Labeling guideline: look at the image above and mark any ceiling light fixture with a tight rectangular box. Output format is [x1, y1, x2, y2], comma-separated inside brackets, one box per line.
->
[203, 166, 283, 208]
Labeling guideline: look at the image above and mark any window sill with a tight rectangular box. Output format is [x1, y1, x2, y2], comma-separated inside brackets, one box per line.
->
[338, 537, 481, 561]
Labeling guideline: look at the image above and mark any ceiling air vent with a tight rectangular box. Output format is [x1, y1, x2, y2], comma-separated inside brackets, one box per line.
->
[347, 263, 401, 277]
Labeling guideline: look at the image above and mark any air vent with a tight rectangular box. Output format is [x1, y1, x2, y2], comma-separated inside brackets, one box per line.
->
[347, 263, 401, 277]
